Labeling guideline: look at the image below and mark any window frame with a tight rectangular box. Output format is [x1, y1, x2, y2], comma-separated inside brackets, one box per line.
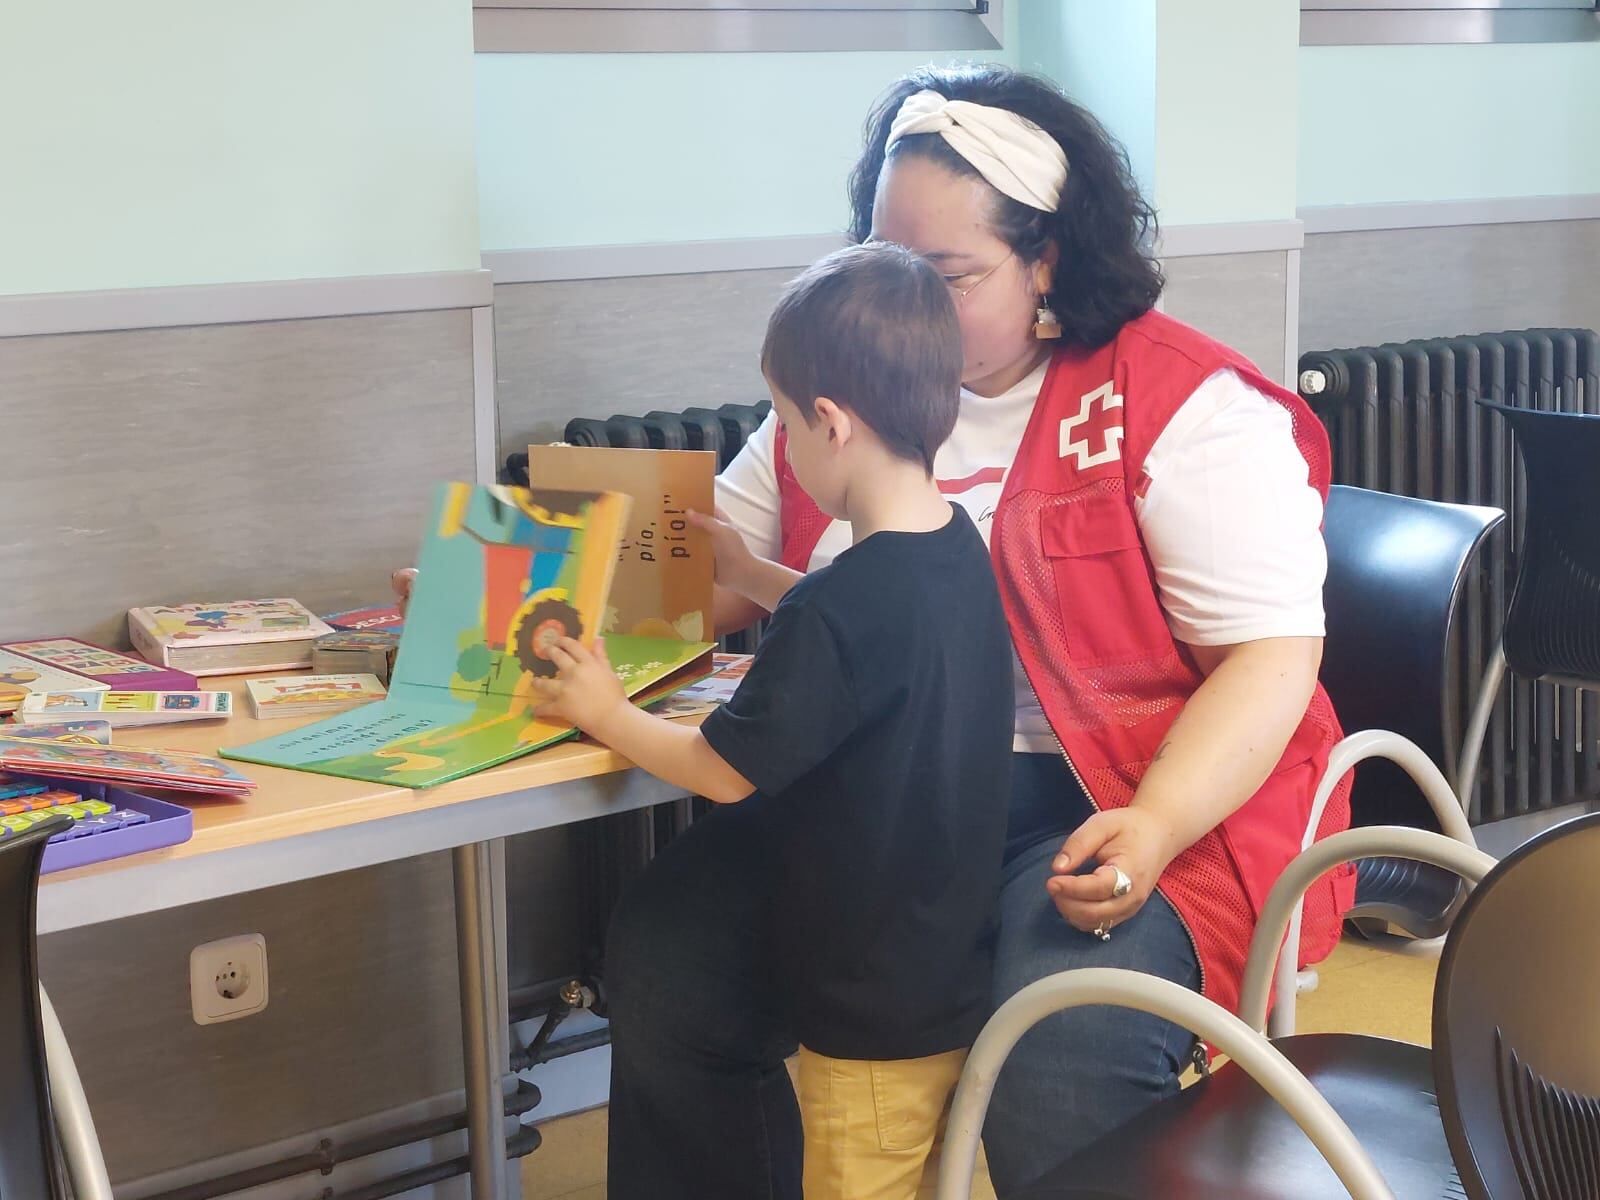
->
[473, 0, 1004, 54]
[1301, 0, 1600, 45]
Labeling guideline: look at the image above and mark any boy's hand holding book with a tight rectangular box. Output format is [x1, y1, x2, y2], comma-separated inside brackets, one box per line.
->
[534, 636, 754, 805]
[533, 637, 628, 736]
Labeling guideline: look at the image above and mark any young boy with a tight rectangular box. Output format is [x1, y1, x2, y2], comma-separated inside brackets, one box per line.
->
[535, 242, 1014, 1200]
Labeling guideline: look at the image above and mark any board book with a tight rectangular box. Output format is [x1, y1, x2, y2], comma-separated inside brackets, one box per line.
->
[223, 478, 716, 789]
[0, 648, 110, 714]
[0, 738, 255, 796]
[15, 690, 232, 727]
[247, 674, 387, 720]
[0, 720, 113, 745]
[322, 605, 405, 633]
[646, 653, 752, 719]
[0, 638, 198, 692]
[128, 599, 333, 676]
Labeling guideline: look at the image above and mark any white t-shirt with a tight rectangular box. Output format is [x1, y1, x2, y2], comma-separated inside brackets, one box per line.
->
[717, 364, 1327, 753]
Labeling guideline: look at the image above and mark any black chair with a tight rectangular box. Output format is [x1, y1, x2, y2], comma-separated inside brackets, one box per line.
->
[1323, 485, 1506, 827]
[1, 815, 113, 1200]
[1261, 487, 1503, 1039]
[935, 814, 1600, 1200]
[1319, 486, 1504, 945]
[1459, 404, 1600, 802]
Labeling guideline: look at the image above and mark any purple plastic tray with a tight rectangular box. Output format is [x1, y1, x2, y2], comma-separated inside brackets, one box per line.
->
[23, 778, 196, 874]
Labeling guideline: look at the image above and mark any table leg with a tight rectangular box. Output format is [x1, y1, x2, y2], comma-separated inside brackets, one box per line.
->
[454, 839, 509, 1199]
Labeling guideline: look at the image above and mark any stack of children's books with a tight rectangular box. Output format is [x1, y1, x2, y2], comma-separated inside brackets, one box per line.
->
[224, 447, 719, 789]
[0, 639, 199, 715]
[0, 737, 256, 796]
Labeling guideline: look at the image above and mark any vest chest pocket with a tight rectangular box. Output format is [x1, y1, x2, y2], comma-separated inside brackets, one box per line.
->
[1039, 498, 1172, 666]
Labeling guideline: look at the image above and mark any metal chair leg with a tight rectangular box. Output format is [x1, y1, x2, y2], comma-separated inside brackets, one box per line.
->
[40, 986, 114, 1200]
[1457, 640, 1507, 811]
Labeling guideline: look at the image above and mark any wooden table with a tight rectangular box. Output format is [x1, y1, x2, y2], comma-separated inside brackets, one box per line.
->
[37, 675, 688, 1199]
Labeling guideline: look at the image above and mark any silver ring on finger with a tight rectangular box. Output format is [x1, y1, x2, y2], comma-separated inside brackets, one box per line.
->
[1110, 865, 1133, 899]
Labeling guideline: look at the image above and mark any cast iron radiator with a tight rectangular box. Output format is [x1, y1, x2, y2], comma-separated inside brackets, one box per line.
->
[1298, 329, 1600, 826]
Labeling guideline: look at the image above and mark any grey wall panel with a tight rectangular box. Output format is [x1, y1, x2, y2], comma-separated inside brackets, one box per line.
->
[493, 270, 792, 458]
[1300, 219, 1600, 351]
[0, 310, 476, 646]
[38, 855, 465, 1184]
[1160, 250, 1291, 385]
[497, 254, 1295, 451]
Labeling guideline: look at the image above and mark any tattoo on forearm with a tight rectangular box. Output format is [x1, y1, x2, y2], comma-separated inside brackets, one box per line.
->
[1152, 742, 1171, 764]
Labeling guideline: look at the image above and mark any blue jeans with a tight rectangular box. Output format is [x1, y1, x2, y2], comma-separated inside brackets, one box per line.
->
[604, 795, 803, 1200]
[982, 754, 1201, 1195]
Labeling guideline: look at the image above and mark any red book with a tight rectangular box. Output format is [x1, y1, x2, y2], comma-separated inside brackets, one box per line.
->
[321, 606, 404, 633]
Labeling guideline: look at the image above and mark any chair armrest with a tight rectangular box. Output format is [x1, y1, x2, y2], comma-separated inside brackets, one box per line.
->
[1271, 732, 1477, 1036]
[1302, 731, 1474, 853]
[1243, 827, 1496, 1034]
[40, 986, 114, 1200]
[934, 968, 1396, 1200]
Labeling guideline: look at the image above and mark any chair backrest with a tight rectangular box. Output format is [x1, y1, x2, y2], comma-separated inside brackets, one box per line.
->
[1434, 811, 1600, 1200]
[0, 817, 72, 1200]
[1481, 402, 1600, 687]
[1321, 484, 1504, 826]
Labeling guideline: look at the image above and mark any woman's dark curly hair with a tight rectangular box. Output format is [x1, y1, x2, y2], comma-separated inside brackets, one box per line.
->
[847, 64, 1163, 352]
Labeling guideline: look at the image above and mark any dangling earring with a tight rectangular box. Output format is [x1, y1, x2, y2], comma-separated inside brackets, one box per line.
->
[1033, 302, 1062, 341]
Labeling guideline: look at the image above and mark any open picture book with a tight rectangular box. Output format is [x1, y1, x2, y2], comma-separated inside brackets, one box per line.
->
[223, 457, 717, 789]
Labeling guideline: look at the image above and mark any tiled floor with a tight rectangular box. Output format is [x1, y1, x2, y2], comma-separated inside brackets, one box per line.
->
[520, 936, 1438, 1200]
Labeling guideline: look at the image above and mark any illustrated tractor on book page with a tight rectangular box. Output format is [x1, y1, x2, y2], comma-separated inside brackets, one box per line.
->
[437, 484, 620, 680]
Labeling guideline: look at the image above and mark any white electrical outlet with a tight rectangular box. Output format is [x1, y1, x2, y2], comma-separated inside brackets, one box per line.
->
[190, 934, 269, 1025]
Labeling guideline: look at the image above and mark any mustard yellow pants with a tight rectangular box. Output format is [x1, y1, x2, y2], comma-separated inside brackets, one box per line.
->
[796, 1045, 968, 1200]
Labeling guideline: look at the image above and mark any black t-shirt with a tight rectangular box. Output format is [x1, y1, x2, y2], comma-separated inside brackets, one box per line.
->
[701, 507, 1014, 1060]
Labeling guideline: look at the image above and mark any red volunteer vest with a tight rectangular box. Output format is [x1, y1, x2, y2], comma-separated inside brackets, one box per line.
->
[773, 311, 1355, 1018]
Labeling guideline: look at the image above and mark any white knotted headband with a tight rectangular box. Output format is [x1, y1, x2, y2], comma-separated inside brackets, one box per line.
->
[885, 89, 1069, 213]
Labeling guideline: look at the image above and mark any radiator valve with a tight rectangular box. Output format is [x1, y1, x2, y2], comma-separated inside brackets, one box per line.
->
[1298, 369, 1328, 396]
[561, 979, 597, 1011]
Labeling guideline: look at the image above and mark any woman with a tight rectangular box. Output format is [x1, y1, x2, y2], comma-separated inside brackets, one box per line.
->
[705, 65, 1354, 1192]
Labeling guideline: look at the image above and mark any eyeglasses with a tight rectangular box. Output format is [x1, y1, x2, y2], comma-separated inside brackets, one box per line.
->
[944, 253, 1015, 301]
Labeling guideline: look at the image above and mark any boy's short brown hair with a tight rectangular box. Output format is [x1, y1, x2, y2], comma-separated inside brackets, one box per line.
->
[761, 243, 962, 474]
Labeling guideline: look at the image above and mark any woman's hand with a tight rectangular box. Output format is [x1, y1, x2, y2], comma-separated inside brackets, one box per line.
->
[531, 637, 629, 735]
[689, 508, 802, 614]
[1046, 807, 1180, 935]
[688, 507, 760, 594]
[391, 568, 417, 618]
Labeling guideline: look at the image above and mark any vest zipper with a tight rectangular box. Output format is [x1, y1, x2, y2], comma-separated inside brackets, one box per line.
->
[1019, 670, 1208, 999]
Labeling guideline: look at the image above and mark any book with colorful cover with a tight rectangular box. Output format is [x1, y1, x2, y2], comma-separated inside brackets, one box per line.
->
[0, 648, 111, 714]
[0, 638, 199, 692]
[15, 690, 231, 727]
[0, 738, 255, 796]
[646, 654, 753, 719]
[0, 720, 113, 746]
[222, 480, 717, 789]
[322, 606, 405, 633]
[127, 599, 333, 676]
[246, 674, 388, 720]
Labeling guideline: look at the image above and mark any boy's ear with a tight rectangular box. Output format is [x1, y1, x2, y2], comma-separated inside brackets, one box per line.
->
[812, 396, 853, 449]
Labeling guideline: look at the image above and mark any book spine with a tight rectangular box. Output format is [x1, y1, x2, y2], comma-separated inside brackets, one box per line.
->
[126, 616, 170, 667]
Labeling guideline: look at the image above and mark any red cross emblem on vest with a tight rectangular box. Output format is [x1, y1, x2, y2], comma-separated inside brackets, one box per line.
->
[1058, 381, 1125, 469]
